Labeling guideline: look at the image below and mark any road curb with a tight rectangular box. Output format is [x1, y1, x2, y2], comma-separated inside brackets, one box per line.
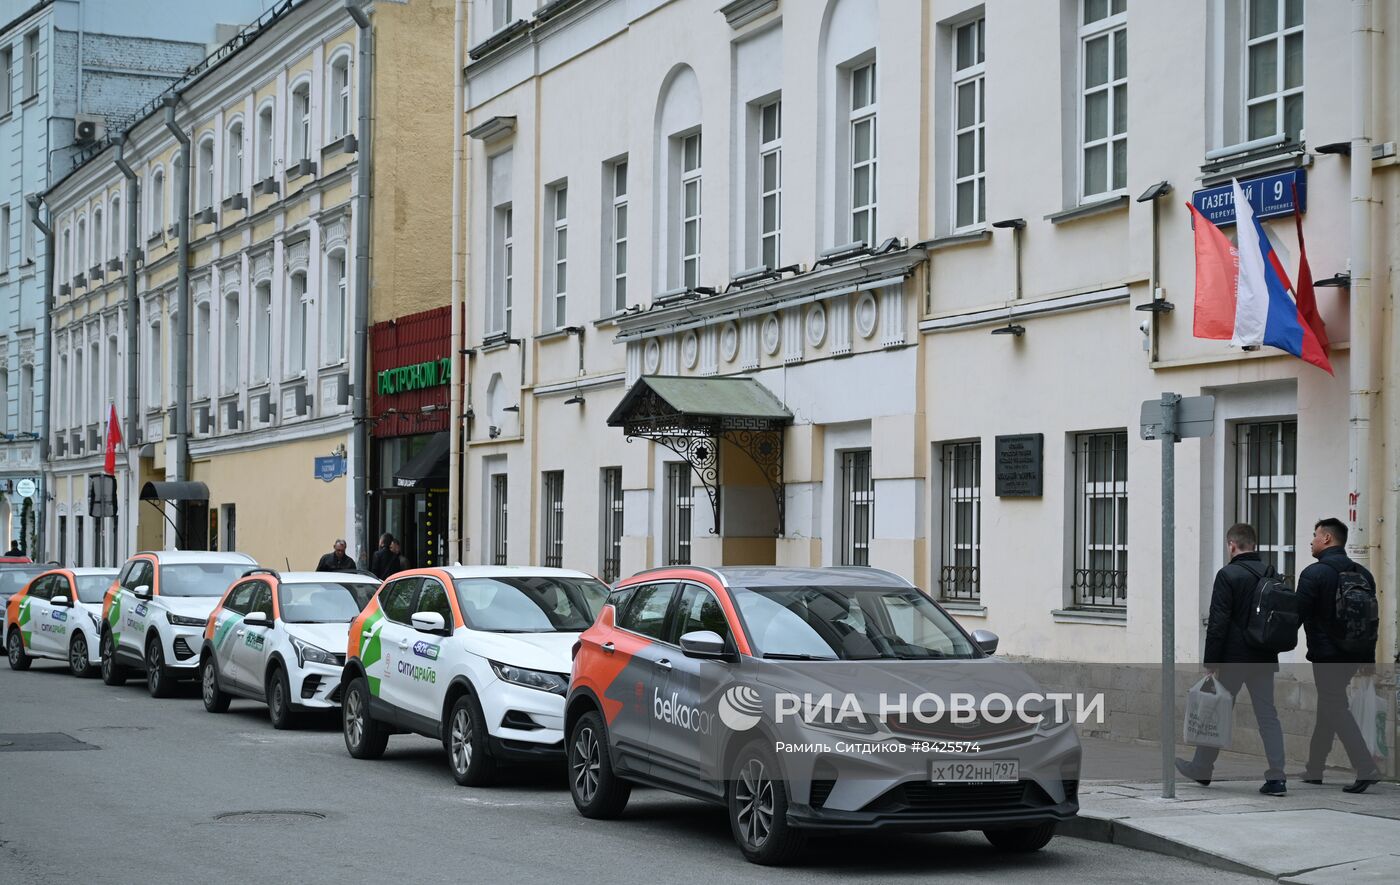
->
[1060, 815, 1272, 880]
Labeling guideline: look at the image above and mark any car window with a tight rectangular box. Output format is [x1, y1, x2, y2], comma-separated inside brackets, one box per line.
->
[452, 576, 608, 633]
[225, 582, 258, 615]
[278, 582, 364, 623]
[669, 583, 731, 644]
[415, 580, 453, 624]
[74, 575, 115, 604]
[123, 561, 153, 591]
[379, 577, 421, 624]
[0, 568, 45, 597]
[159, 563, 251, 597]
[336, 581, 378, 611]
[27, 575, 55, 601]
[617, 583, 676, 641]
[606, 586, 636, 619]
[249, 582, 274, 618]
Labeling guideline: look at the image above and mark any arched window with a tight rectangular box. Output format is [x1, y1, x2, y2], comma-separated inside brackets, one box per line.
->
[286, 271, 308, 375]
[93, 208, 104, 267]
[88, 341, 99, 423]
[290, 81, 311, 162]
[104, 339, 118, 427]
[324, 250, 347, 363]
[73, 349, 83, 427]
[109, 196, 121, 259]
[328, 52, 351, 140]
[253, 281, 271, 382]
[226, 120, 244, 194]
[256, 103, 275, 180]
[194, 301, 210, 399]
[76, 217, 86, 277]
[0, 366, 8, 434]
[221, 291, 240, 394]
[147, 321, 162, 408]
[151, 169, 166, 235]
[654, 65, 703, 291]
[61, 227, 71, 282]
[197, 135, 216, 210]
[19, 364, 32, 433]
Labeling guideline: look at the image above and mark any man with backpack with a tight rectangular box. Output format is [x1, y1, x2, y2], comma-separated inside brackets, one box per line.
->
[1177, 523, 1294, 795]
[1297, 517, 1383, 793]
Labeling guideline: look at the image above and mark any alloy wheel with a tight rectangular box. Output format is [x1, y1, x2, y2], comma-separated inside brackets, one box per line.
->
[146, 641, 161, 693]
[572, 725, 600, 803]
[450, 707, 474, 775]
[8, 632, 20, 665]
[71, 636, 87, 674]
[202, 661, 217, 705]
[734, 758, 775, 848]
[345, 688, 364, 747]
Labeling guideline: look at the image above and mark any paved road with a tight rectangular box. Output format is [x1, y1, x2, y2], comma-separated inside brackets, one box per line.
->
[0, 661, 1261, 885]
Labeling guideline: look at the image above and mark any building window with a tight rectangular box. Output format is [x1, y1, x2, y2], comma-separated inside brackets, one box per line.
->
[1, 48, 12, 116]
[849, 63, 877, 245]
[75, 218, 86, 278]
[953, 18, 986, 230]
[490, 204, 513, 334]
[665, 462, 692, 566]
[252, 281, 271, 382]
[226, 121, 244, 194]
[492, 0, 514, 31]
[290, 82, 311, 163]
[1080, 0, 1127, 199]
[0, 205, 9, 273]
[75, 516, 83, 567]
[92, 208, 103, 267]
[87, 342, 98, 423]
[608, 160, 628, 314]
[23, 30, 38, 99]
[329, 54, 351, 140]
[0, 368, 7, 433]
[194, 302, 210, 399]
[324, 250, 347, 364]
[600, 467, 623, 582]
[287, 271, 308, 375]
[542, 471, 564, 568]
[73, 349, 82, 427]
[221, 291, 240, 394]
[197, 136, 216, 210]
[147, 322, 162, 408]
[1071, 430, 1128, 608]
[256, 103, 275, 180]
[491, 474, 508, 565]
[151, 169, 165, 235]
[18, 365, 32, 432]
[939, 441, 981, 601]
[1234, 419, 1297, 584]
[679, 132, 702, 289]
[54, 356, 65, 430]
[839, 450, 873, 566]
[1246, 0, 1303, 143]
[758, 98, 782, 268]
[109, 197, 120, 257]
[546, 183, 567, 329]
[22, 195, 35, 262]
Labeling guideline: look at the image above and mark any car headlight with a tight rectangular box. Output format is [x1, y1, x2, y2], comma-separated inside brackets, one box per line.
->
[801, 707, 878, 736]
[291, 636, 337, 667]
[87, 610, 103, 629]
[490, 660, 568, 696]
[166, 613, 207, 627]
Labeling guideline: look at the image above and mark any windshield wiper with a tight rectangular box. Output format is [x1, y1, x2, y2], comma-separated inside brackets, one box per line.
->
[762, 652, 839, 661]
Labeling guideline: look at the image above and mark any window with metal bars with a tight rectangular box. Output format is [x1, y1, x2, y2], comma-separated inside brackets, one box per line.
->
[491, 474, 508, 565]
[1071, 430, 1128, 608]
[939, 441, 981, 600]
[665, 462, 692, 566]
[542, 471, 563, 568]
[1234, 419, 1297, 585]
[600, 468, 623, 582]
[839, 450, 873, 566]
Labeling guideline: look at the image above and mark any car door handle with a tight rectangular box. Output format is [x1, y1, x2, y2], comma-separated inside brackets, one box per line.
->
[601, 642, 615, 655]
[399, 639, 410, 649]
[361, 630, 373, 639]
[656, 658, 672, 671]
[235, 629, 245, 637]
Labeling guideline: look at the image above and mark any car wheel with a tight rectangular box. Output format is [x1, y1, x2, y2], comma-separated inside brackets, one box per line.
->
[267, 665, 297, 730]
[69, 632, 96, 677]
[100, 629, 127, 685]
[983, 822, 1056, 852]
[201, 656, 230, 713]
[568, 710, 630, 818]
[6, 629, 31, 671]
[146, 636, 175, 698]
[446, 691, 497, 786]
[342, 676, 388, 759]
[728, 741, 804, 865]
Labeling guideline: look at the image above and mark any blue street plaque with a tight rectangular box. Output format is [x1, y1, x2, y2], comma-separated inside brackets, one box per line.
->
[1191, 168, 1306, 226]
[314, 455, 347, 483]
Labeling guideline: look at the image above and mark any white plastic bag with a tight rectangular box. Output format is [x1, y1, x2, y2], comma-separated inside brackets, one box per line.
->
[1348, 674, 1389, 767]
[1184, 675, 1234, 749]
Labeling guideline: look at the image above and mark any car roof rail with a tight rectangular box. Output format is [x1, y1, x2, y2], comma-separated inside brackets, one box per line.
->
[240, 567, 280, 580]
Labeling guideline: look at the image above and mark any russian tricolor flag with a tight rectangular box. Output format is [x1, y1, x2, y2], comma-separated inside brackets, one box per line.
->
[1190, 179, 1331, 374]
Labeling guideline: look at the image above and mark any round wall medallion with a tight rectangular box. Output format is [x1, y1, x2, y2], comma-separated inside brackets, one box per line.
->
[805, 303, 827, 348]
[855, 292, 878, 339]
[680, 331, 699, 369]
[643, 339, 661, 374]
[761, 314, 781, 356]
[719, 322, 739, 362]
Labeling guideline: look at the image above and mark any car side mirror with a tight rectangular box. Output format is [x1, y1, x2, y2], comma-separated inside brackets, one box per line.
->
[51, 595, 71, 608]
[680, 630, 730, 660]
[133, 585, 152, 601]
[971, 629, 999, 655]
[244, 611, 271, 628]
[411, 611, 447, 634]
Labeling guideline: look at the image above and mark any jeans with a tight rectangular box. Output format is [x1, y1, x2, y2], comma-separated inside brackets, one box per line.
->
[1191, 666, 1287, 781]
[1306, 663, 1382, 779]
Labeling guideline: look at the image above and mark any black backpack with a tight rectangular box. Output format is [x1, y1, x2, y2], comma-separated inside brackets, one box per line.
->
[1238, 562, 1301, 653]
[1323, 561, 1379, 655]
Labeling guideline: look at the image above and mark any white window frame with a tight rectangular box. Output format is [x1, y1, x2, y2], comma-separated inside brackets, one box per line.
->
[226, 119, 245, 194]
[252, 280, 272, 382]
[256, 102, 275, 180]
[197, 134, 217, 210]
[1244, 0, 1304, 143]
[22, 195, 35, 263]
[849, 63, 877, 246]
[492, 0, 514, 32]
[547, 183, 567, 330]
[1071, 430, 1129, 609]
[680, 132, 702, 289]
[323, 250, 348, 365]
[290, 80, 311, 164]
[286, 270, 309, 377]
[150, 168, 165, 235]
[221, 291, 240, 395]
[193, 300, 211, 400]
[0, 204, 10, 273]
[328, 51, 351, 141]
[490, 204, 513, 335]
[75, 216, 86, 279]
[1078, 0, 1128, 201]
[1, 48, 13, 116]
[108, 196, 120, 259]
[952, 17, 986, 231]
[758, 98, 782, 268]
[609, 159, 627, 314]
[1234, 419, 1298, 584]
[91, 207, 103, 268]
[23, 30, 38, 99]
[146, 321, 162, 408]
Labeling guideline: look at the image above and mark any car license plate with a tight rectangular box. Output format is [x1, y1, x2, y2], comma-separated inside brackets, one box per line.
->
[930, 760, 1018, 783]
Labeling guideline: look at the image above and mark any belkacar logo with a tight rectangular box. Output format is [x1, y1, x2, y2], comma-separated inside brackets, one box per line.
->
[397, 660, 436, 683]
[653, 688, 714, 735]
[718, 685, 763, 732]
[412, 641, 440, 661]
[51, 609, 68, 622]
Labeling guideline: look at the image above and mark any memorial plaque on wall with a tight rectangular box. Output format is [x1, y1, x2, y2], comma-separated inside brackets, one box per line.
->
[995, 433, 1044, 497]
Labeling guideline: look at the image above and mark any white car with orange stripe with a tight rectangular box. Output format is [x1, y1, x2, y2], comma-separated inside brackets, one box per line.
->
[5, 568, 119, 675]
[199, 569, 380, 728]
[339, 566, 609, 785]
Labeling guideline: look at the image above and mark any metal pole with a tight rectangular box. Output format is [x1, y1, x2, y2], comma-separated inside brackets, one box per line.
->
[114, 141, 140, 558]
[1161, 391, 1179, 799]
[27, 197, 53, 560]
[347, 0, 372, 563]
[1346, 0, 1375, 575]
[163, 100, 190, 547]
[448, 0, 465, 565]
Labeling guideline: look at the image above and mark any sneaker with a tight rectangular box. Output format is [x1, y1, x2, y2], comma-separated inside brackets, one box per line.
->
[1175, 757, 1211, 787]
[1260, 780, 1287, 796]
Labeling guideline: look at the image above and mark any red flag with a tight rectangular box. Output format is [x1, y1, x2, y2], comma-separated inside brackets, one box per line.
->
[1188, 203, 1238, 340]
[103, 403, 122, 476]
[1290, 186, 1330, 352]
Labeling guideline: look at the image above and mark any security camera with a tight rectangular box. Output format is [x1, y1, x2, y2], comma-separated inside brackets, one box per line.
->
[488, 425, 501, 439]
[1139, 319, 1151, 352]
[1139, 319, 1151, 335]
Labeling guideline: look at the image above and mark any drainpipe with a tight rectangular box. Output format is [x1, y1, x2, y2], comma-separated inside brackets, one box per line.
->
[448, 0, 466, 564]
[27, 196, 53, 560]
[1345, 0, 1374, 577]
[163, 98, 191, 546]
[114, 141, 141, 558]
[347, 0, 373, 562]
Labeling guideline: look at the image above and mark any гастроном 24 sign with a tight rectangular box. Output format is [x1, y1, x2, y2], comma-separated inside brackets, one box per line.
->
[377, 357, 451, 395]
[1191, 168, 1306, 226]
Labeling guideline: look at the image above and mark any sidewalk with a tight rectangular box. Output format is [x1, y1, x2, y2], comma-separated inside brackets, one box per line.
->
[1067, 737, 1400, 882]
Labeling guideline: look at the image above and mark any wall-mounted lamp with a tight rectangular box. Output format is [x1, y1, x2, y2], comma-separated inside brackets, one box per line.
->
[1135, 300, 1175, 314]
[1313, 273, 1351, 288]
[562, 325, 585, 336]
[1314, 142, 1350, 156]
[991, 323, 1025, 337]
[992, 219, 1027, 300]
[501, 404, 520, 413]
[564, 394, 585, 406]
[991, 218, 1026, 230]
[1136, 181, 1173, 203]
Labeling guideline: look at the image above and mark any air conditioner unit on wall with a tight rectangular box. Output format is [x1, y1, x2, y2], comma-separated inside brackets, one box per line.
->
[74, 114, 106, 144]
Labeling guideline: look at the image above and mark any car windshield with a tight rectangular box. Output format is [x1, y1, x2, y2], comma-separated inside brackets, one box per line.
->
[732, 585, 980, 660]
[158, 563, 251, 597]
[0, 568, 45, 597]
[278, 582, 364, 623]
[74, 575, 117, 603]
[453, 576, 609, 633]
[336, 581, 379, 611]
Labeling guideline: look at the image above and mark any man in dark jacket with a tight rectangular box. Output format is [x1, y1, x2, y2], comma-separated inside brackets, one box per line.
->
[316, 539, 357, 573]
[1177, 523, 1288, 795]
[369, 533, 397, 580]
[1296, 517, 1382, 793]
